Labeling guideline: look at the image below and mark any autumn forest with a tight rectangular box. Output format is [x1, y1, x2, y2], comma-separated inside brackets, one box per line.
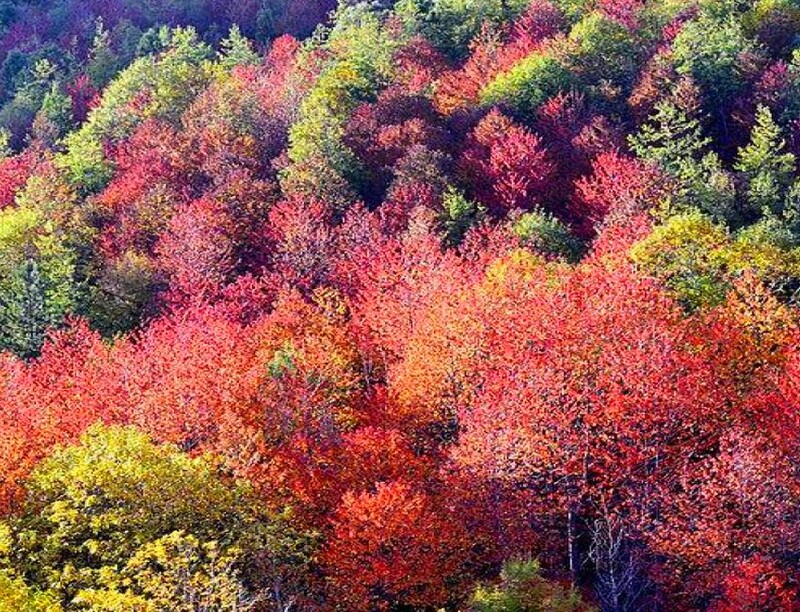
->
[1, 0, 800, 609]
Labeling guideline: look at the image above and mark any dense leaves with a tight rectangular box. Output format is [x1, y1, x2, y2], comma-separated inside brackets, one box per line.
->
[3, 1, 800, 610]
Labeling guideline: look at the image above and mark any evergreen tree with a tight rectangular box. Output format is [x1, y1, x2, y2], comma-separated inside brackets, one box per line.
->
[629, 99, 736, 221]
[219, 25, 260, 69]
[0, 256, 49, 359]
[736, 105, 796, 218]
[87, 19, 121, 89]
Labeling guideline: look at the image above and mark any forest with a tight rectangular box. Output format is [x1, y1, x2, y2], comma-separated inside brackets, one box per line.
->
[1, 0, 800, 609]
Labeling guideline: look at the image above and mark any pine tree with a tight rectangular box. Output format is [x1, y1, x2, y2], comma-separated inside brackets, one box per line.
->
[219, 25, 260, 69]
[628, 99, 711, 181]
[0, 256, 49, 358]
[629, 99, 735, 220]
[735, 105, 797, 218]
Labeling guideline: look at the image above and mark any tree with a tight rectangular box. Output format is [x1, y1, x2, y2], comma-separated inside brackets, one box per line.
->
[671, 11, 760, 109]
[398, 0, 532, 61]
[218, 25, 260, 69]
[572, 151, 668, 231]
[629, 98, 736, 221]
[155, 197, 236, 306]
[480, 52, 575, 120]
[452, 258, 728, 592]
[469, 559, 593, 612]
[513, 210, 583, 261]
[460, 109, 554, 216]
[0, 206, 78, 358]
[1, 425, 310, 608]
[322, 480, 469, 610]
[630, 212, 800, 310]
[735, 105, 796, 218]
[561, 11, 638, 90]
[0, 570, 60, 612]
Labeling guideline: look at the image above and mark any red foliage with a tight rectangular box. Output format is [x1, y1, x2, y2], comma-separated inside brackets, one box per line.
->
[265, 196, 336, 290]
[572, 151, 668, 232]
[0, 148, 40, 209]
[460, 109, 554, 215]
[435, 1, 565, 114]
[322, 480, 469, 610]
[67, 74, 100, 123]
[710, 556, 800, 612]
[598, 0, 646, 31]
[155, 197, 236, 305]
[6, 5, 800, 609]
[0, 321, 116, 513]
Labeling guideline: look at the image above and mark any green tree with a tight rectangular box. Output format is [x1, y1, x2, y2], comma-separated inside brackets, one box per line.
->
[440, 187, 485, 247]
[0, 425, 313, 609]
[396, 0, 531, 60]
[4, 257, 48, 359]
[671, 12, 759, 106]
[735, 105, 796, 218]
[629, 99, 736, 221]
[564, 11, 638, 90]
[480, 52, 575, 120]
[87, 18, 122, 89]
[514, 210, 583, 262]
[630, 211, 800, 309]
[219, 25, 260, 69]
[283, 5, 402, 209]
[0, 206, 78, 358]
[31, 83, 74, 144]
[469, 559, 593, 612]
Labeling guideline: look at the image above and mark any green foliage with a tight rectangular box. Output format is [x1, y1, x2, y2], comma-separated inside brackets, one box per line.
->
[514, 211, 583, 262]
[219, 25, 260, 69]
[284, 6, 403, 207]
[87, 19, 122, 89]
[396, 0, 531, 59]
[480, 53, 575, 119]
[629, 100, 736, 221]
[469, 559, 592, 612]
[564, 12, 639, 89]
[671, 11, 760, 104]
[0, 206, 78, 357]
[726, 217, 800, 295]
[86, 251, 157, 337]
[735, 105, 796, 218]
[630, 210, 731, 309]
[0, 57, 61, 147]
[32, 83, 74, 144]
[631, 211, 800, 309]
[56, 27, 214, 193]
[0, 425, 312, 608]
[441, 187, 485, 246]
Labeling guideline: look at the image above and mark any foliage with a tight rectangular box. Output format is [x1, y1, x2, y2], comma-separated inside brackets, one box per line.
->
[735, 105, 796, 218]
[0, 571, 61, 612]
[0, 425, 310, 608]
[514, 210, 583, 261]
[481, 52, 575, 119]
[0, 206, 78, 357]
[469, 559, 592, 612]
[629, 99, 736, 221]
[671, 10, 761, 106]
[2, 1, 800, 610]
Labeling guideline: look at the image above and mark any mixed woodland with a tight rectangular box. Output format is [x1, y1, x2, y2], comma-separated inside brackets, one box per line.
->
[3, 0, 800, 609]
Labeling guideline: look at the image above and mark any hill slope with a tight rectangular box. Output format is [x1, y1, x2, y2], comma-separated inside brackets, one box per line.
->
[2, 1, 800, 610]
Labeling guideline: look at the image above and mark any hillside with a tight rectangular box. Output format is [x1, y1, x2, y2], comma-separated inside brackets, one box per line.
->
[2, 0, 800, 609]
